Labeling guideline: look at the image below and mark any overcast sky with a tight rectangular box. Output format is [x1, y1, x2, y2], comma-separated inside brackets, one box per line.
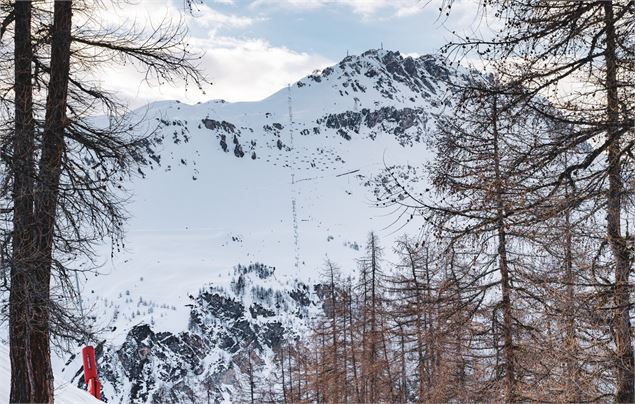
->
[100, 0, 484, 107]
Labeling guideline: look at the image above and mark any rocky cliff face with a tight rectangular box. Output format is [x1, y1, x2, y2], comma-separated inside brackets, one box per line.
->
[64, 264, 318, 403]
[189, 49, 458, 168]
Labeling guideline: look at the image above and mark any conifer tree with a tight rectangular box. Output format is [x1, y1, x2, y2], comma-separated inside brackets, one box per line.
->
[439, 1, 635, 398]
[1, 1, 205, 400]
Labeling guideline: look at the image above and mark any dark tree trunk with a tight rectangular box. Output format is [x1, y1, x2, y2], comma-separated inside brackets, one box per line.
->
[280, 348, 287, 404]
[603, 2, 634, 402]
[9, 0, 36, 402]
[411, 248, 426, 403]
[30, 1, 74, 402]
[492, 96, 516, 401]
[563, 184, 581, 402]
[248, 350, 255, 404]
[328, 262, 339, 399]
[286, 345, 293, 401]
[348, 286, 361, 403]
[368, 234, 379, 402]
[399, 326, 407, 403]
[341, 292, 349, 404]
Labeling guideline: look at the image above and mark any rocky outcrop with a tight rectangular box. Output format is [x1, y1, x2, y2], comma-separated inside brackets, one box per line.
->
[196, 50, 452, 160]
[70, 264, 318, 403]
[317, 106, 429, 145]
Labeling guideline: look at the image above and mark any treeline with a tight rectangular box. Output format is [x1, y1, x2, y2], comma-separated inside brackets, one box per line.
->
[253, 226, 607, 403]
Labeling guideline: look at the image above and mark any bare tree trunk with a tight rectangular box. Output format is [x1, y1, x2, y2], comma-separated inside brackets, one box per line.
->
[315, 349, 321, 402]
[248, 350, 255, 404]
[9, 0, 36, 401]
[280, 348, 288, 404]
[361, 274, 368, 403]
[341, 291, 349, 404]
[563, 185, 581, 402]
[369, 234, 379, 403]
[413, 250, 426, 403]
[603, 2, 634, 400]
[399, 325, 407, 403]
[29, 2, 74, 402]
[497, 214, 514, 403]
[492, 96, 516, 401]
[328, 262, 339, 400]
[287, 345, 294, 402]
[348, 287, 361, 403]
[381, 325, 395, 401]
[295, 346, 301, 400]
[424, 247, 434, 401]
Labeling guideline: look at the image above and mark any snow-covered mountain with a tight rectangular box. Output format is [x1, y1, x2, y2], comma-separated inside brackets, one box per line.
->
[59, 49, 468, 402]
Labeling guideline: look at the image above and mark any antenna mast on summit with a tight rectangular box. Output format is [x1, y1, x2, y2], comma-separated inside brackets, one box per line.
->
[287, 84, 300, 272]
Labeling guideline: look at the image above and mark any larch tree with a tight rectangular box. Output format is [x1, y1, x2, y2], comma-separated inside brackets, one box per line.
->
[389, 234, 439, 402]
[314, 259, 348, 402]
[429, 82, 525, 401]
[438, 0, 635, 399]
[376, 74, 557, 400]
[355, 232, 395, 402]
[0, 0, 206, 401]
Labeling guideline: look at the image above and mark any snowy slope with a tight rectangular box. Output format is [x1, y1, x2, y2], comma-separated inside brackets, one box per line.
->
[0, 345, 100, 404]
[77, 49, 458, 333]
[56, 49, 469, 402]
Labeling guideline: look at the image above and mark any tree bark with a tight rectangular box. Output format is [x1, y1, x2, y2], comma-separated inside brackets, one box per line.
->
[563, 183, 581, 402]
[30, 1, 74, 402]
[10, 0, 36, 402]
[603, 2, 634, 402]
[492, 96, 516, 401]
[328, 262, 339, 400]
[280, 348, 287, 404]
[369, 234, 378, 403]
[411, 247, 426, 403]
[348, 286, 361, 403]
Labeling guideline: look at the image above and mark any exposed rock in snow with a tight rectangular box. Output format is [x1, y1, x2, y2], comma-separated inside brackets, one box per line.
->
[63, 264, 320, 403]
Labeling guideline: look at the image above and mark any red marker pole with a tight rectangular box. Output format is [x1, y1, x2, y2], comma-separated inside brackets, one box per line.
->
[82, 346, 101, 400]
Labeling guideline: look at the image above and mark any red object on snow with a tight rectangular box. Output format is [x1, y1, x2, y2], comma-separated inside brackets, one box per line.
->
[82, 346, 100, 400]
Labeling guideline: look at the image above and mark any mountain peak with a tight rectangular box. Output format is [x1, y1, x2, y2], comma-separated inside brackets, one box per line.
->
[289, 48, 451, 109]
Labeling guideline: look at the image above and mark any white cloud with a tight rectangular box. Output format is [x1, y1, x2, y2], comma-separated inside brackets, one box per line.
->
[91, 0, 257, 31]
[395, 4, 426, 17]
[192, 36, 333, 102]
[189, 3, 261, 29]
[250, 0, 326, 12]
[249, 0, 429, 18]
[88, 0, 331, 108]
[97, 34, 333, 108]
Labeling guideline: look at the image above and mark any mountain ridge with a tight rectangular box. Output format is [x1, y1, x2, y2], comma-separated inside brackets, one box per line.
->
[59, 48, 462, 402]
